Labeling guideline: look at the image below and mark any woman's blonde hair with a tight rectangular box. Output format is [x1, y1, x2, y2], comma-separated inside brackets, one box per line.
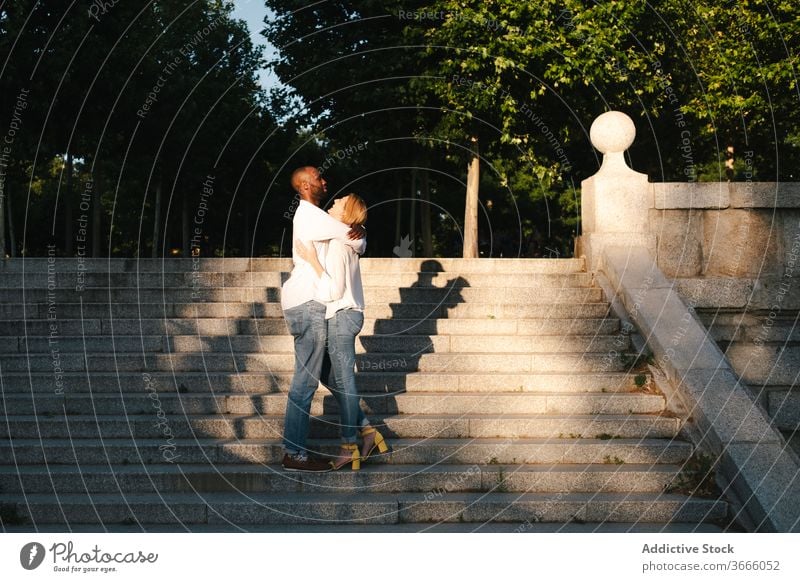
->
[341, 193, 367, 226]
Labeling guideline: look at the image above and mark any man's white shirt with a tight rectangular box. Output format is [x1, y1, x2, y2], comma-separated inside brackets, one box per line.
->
[280, 199, 366, 311]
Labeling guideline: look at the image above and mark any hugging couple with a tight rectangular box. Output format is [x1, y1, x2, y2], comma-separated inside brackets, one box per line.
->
[280, 166, 389, 472]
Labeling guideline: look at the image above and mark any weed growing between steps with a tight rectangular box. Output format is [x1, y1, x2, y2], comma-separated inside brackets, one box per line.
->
[666, 453, 720, 498]
[494, 467, 507, 492]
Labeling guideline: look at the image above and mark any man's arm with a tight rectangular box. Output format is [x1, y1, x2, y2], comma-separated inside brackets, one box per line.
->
[314, 242, 347, 302]
[299, 203, 366, 254]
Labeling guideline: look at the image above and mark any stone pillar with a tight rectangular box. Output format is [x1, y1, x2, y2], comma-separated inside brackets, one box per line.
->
[578, 111, 655, 271]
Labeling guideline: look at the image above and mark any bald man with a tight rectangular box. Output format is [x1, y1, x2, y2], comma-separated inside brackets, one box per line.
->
[280, 166, 365, 471]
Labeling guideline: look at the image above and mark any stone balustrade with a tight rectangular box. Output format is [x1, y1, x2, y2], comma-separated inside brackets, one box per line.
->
[577, 110, 800, 532]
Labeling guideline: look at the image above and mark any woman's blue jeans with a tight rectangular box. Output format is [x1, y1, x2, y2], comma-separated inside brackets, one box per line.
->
[326, 309, 366, 443]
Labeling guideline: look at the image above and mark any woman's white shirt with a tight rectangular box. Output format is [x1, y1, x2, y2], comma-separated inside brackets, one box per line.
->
[280, 200, 365, 311]
[314, 238, 365, 319]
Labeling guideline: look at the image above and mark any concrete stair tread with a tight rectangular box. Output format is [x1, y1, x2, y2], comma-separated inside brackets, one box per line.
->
[0, 523, 728, 532]
[3, 412, 671, 421]
[0, 370, 648, 381]
[0, 318, 623, 338]
[2, 437, 687, 446]
[0, 462, 686, 475]
[4, 300, 609, 308]
[2, 391, 661, 398]
[8, 333, 626, 340]
[2, 491, 728, 524]
[0, 352, 635, 373]
[2, 303, 613, 320]
[0, 350, 627, 357]
[8, 334, 632, 355]
[0, 371, 654, 394]
[2, 392, 667, 416]
[0, 257, 585, 273]
[0, 491, 715, 502]
[0, 316, 617, 322]
[3, 372, 650, 383]
[3, 285, 598, 290]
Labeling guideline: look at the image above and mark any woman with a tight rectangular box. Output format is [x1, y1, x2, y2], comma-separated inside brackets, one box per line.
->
[294, 193, 389, 471]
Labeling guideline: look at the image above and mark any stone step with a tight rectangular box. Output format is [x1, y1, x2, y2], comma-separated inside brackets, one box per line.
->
[0, 257, 584, 274]
[8, 333, 630, 354]
[725, 344, 800, 386]
[0, 272, 593, 289]
[0, 491, 724, 525]
[0, 463, 684, 494]
[0, 302, 611, 319]
[0, 437, 693, 465]
[0, 522, 728, 533]
[366, 272, 594, 288]
[0, 317, 621, 337]
[0, 392, 665, 415]
[1, 351, 629, 373]
[0, 286, 604, 304]
[768, 389, 800, 431]
[1, 413, 679, 440]
[0, 371, 649, 394]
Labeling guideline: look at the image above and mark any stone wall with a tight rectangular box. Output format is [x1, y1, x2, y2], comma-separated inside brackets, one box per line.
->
[651, 182, 800, 310]
[646, 181, 800, 446]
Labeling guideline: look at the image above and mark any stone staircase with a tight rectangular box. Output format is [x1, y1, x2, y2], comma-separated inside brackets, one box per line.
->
[0, 258, 733, 531]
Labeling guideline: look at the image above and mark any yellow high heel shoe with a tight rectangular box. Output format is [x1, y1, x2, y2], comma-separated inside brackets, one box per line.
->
[331, 443, 361, 471]
[360, 426, 389, 461]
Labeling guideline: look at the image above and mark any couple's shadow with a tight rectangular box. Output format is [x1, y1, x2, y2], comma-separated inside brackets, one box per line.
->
[317, 260, 468, 448]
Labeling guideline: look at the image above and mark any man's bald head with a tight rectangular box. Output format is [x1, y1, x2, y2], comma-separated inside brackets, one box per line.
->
[291, 166, 327, 205]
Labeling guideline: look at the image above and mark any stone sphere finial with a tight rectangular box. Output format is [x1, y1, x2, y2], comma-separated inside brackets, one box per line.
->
[590, 111, 636, 154]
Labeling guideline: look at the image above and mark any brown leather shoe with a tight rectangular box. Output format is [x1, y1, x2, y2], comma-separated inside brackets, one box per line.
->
[282, 453, 332, 472]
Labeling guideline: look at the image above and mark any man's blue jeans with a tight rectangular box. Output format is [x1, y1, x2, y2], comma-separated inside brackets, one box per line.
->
[282, 300, 328, 456]
[282, 301, 368, 455]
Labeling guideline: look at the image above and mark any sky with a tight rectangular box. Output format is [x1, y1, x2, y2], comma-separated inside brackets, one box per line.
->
[229, 0, 280, 90]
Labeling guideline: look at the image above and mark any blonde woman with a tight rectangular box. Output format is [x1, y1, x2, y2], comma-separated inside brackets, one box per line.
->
[294, 194, 389, 470]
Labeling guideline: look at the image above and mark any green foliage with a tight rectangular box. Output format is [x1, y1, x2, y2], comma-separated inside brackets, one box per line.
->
[603, 455, 625, 465]
[0, 1, 288, 257]
[264, 0, 798, 256]
[3, 1, 797, 256]
[666, 452, 719, 498]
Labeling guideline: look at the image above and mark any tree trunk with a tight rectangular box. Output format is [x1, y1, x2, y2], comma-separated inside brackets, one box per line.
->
[394, 179, 403, 253]
[4, 177, 16, 257]
[64, 152, 73, 255]
[421, 171, 432, 256]
[463, 136, 479, 258]
[151, 173, 163, 258]
[725, 144, 735, 181]
[0, 170, 6, 258]
[409, 169, 417, 257]
[182, 190, 190, 258]
[6, 178, 17, 257]
[92, 171, 101, 257]
[241, 201, 249, 257]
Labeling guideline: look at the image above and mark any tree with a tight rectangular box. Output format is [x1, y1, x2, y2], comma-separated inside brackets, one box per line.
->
[0, 1, 286, 257]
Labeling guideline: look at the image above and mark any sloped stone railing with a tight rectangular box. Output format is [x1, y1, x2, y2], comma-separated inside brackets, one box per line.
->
[577, 111, 800, 532]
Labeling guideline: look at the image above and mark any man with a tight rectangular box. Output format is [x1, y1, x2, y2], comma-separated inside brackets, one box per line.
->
[280, 166, 365, 471]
